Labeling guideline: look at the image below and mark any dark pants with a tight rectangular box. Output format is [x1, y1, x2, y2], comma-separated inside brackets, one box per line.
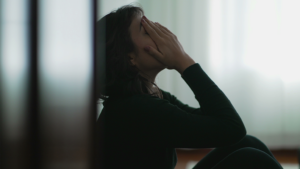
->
[192, 135, 283, 169]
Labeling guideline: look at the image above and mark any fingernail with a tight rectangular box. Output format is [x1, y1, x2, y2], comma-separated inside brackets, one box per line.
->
[142, 18, 145, 23]
[144, 46, 150, 52]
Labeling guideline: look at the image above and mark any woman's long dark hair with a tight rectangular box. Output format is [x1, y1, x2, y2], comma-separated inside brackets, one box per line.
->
[97, 4, 163, 101]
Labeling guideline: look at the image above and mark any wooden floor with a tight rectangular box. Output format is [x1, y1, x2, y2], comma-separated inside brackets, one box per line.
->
[175, 148, 299, 169]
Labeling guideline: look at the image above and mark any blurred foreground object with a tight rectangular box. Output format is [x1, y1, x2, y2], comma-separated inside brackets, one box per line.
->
[0, 0, 97, 168]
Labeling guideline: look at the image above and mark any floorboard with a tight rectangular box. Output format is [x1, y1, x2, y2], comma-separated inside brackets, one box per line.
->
[175, 148, 299, 169]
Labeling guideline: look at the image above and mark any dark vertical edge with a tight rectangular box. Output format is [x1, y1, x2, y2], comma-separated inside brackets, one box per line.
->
[28, 0, 40, 168]
[0, 78, 3, 169]
[96, 0, 106, 168]
[298, 147, 300, 168]
[0, 0, 4, 168]
[90, 0, 97, 168]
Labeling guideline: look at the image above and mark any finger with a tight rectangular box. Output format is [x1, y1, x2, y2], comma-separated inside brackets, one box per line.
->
[154, 22, 173, 37]
[144, 45, 164, 63]
[143, 16, 165, 38]
[155, 22, 174, 37]
[142, 18, 162, 43]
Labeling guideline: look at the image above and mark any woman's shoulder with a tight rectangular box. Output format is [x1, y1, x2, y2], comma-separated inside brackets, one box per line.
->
[103, 93, 161, 105]
[102, 91, 173, 111]
[126, 93, 171, 108]
[159, 88, 173, 101]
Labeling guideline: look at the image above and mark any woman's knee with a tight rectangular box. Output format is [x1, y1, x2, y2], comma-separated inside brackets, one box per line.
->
[240, 134, 265, 146]
[243, 134, 258, 141]
[245, 134, 261, 142]
[233, 147, 281, 165]
[233, 147, 265, 157]
[212, 147, 283, 169]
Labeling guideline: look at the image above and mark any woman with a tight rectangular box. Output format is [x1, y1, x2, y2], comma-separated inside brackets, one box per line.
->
[96, 4, 283, 169]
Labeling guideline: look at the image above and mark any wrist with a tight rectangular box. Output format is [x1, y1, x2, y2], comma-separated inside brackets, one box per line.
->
[176, 58, 196, 75]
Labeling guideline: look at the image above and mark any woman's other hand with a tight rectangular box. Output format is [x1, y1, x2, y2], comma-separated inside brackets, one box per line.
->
[141, 16, 195, 73]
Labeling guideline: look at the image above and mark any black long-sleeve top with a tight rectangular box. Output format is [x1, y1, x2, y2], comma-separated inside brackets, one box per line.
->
[96, 63, 247, 169]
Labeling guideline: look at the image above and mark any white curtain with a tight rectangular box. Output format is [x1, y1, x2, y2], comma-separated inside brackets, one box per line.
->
[98, 0, 300, 149]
